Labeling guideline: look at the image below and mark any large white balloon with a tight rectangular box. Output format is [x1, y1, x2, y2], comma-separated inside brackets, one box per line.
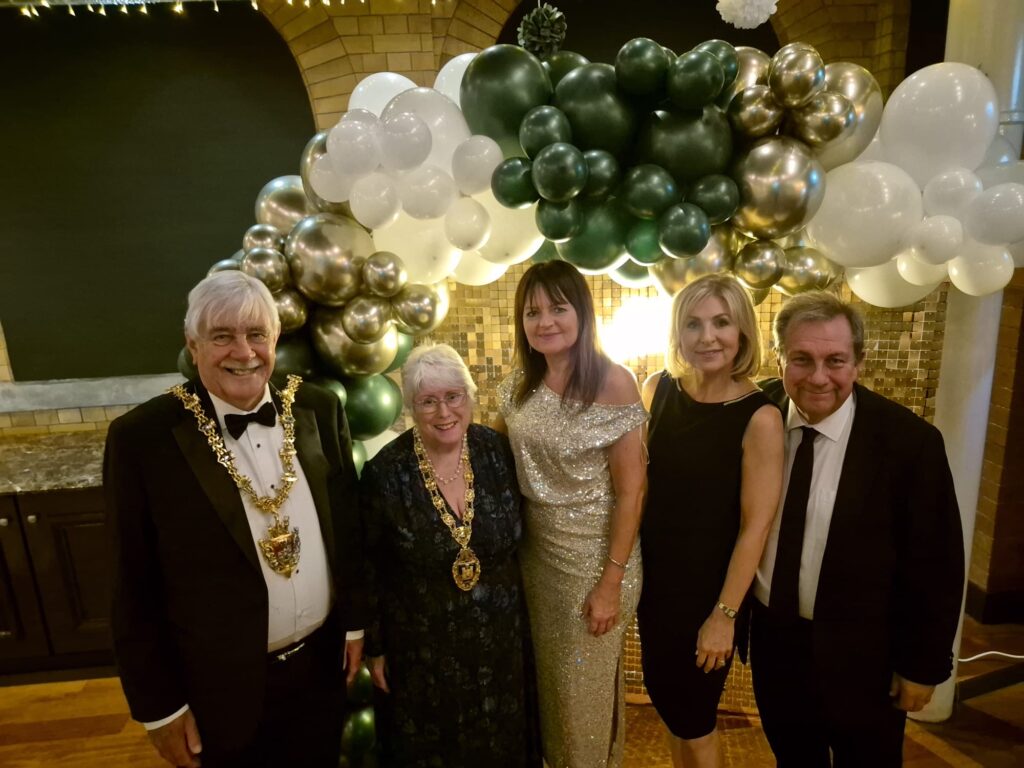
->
[948, 238, 1015, 296]
[806, 162, 923, 268]
[922, 168, 982, 218]
[444, 197, 492, 251]
[309, 155, 356, 203]
[372, 213, 462, 284]
[376, 112, 432, 174]
[474, 190, 545, 266]
[895, 248, 949, 286]
[879, 62, 999, 188]
[349, 172, 401, 230]
[349, 72, 417, 116]
[398, 165, 458, 220]
[451, 249, 508, 286]
[976, 159, 1024, 189]
[451, 135, 504, 195]
[963, 183, 1024, 245]
[433, 52, 477, 107]
[900, 215, 963, 265]
[846, 259, 940, 308]
[381, 87, 471, 174]
[326, 119, 381, 177]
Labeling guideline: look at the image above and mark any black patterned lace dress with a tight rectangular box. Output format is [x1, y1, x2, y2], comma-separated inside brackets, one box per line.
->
[360, 424, 538, 768]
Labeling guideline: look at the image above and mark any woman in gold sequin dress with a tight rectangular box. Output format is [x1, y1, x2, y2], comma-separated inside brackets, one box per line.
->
[496, 262, 647, 768]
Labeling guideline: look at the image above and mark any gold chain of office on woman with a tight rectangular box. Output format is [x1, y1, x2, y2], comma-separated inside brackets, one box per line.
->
[413, 428, 481, 591]
[170, 374, 303, 578]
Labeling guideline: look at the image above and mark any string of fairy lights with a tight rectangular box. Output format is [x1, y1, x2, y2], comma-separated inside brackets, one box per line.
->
[11, 0, 443, 17]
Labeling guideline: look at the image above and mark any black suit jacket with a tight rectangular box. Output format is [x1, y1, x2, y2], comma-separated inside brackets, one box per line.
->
[104, 380, 365, 751]
[759, 381, 964, 708]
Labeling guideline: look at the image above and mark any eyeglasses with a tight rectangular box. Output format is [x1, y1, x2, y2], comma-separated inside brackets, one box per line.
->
[206, 330, 271, 347]
[413, 391, 467, 413]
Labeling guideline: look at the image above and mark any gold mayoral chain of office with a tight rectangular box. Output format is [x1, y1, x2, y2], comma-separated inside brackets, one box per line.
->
[170, 374, 303, 578]
[412, 428, 481, 591]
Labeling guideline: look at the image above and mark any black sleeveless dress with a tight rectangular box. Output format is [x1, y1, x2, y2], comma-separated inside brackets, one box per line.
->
[637, 371, 774, 739]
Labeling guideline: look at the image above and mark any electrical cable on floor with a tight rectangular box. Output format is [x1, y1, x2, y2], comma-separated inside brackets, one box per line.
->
[958, 650, 1024, 662]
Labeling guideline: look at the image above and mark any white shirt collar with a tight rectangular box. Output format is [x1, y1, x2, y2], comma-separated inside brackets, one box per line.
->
[207, 386, 274, 433]
[785, 389, 856, 444]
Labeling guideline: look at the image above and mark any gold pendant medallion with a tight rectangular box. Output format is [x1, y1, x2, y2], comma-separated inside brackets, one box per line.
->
[258, 518, 302, 578]
[452, 546, 481, 591]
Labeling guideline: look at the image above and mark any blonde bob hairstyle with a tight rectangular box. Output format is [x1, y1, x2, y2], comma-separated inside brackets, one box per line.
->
[666, 274, 763, 381]
[401, 343, 478, 410]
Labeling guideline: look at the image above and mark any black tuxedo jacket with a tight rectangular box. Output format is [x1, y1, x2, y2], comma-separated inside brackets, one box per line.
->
[759, 381, 964, 708]
[104, 380, 365, 751]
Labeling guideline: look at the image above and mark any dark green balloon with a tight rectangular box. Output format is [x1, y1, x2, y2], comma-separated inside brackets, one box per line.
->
[519, 105, 573, 159]
[667, 50, 725, 110]
[352, 440, 367, 477]
[491, 157, 539, 208]
[553, 63, 638, 158]
[531, 142, 589, 203]
[626, 219, 665, 264]
[348, 664, 374, 706]
[310, 376, 348, 408]
[556, 201, 633, 273]
[688, 174, 740, 224]
[177, 346, 198, 380]
[383, 331, 414, 374]
[694, 39, 739, 89]
[530, 239, 562, 263]
[271, 333, 317, 387]
[340, 706, 376, 756]
[461, 44, 553, 157]
[637, 106, 733, 184]
[659, 203, 711, 257]
[621, 164, 681, 219]
[581, 150, 621, 200]
[612, 258, 653, 288]
[536, 199, 582, 242]
[542, 50, 590, 88]
[663, 46, 677, 61]
[615, 37, 671, 97]
[343, 374, 402, 441]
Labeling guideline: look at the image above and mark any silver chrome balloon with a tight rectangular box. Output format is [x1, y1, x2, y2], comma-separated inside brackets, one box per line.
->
[341, 295, 394, 344]
[815, 62, 884, 170]
[718, 46, 771, 109]
[275, 288, 309, 333]
[300, 131, 355, 218]
[208, 258, 242, 276]
[776, 246, 841, 295]
[789, 90, 856, 147]
[768, 43, 826, 109]
[255, 175, 312, 233]
[241, 247, 291, 293]
[732, 136, 826, 240]
[650, 257, 692, 296]
[727, 85, 785, 139]
[311, 307, 399, 377]
[391, 281, 450, 336]
[734, 240, 784, 289]
[362, 251, 409, 298]
[286, 213, 375, 306]
[243, 224, 285, 253]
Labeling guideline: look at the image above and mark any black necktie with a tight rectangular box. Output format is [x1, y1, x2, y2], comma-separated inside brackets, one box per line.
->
[224, 401, 276, 439]
[770, 426, 818, 617]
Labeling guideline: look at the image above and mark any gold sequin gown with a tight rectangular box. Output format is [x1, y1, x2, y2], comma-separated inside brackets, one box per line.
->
[500, 375, 647, 768]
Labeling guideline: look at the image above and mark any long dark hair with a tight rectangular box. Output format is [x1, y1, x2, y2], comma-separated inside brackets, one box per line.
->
[512, 261, 609, 408]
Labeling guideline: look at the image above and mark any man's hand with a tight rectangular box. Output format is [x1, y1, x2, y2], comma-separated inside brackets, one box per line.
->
[889, 673, 936, 712]
[344, 636, 364, 684]
[148, 709, 202, 768]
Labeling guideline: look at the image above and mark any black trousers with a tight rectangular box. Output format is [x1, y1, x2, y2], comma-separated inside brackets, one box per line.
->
[750, 602, 906, 768]
[200, 621, 348, 768]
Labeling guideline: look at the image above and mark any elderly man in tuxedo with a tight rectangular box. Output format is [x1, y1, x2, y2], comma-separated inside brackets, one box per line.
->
[751, 291, 964, 767]
[105, 270, 364, 768]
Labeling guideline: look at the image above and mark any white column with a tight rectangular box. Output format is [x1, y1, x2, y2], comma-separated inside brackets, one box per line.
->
[912, 0, 1024, 723]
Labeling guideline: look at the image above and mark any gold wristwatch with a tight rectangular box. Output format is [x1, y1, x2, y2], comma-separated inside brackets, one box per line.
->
[716, 601, 738, 619]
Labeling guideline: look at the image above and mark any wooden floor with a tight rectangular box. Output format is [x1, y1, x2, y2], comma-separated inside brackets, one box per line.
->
[1, 618, 1022, 767]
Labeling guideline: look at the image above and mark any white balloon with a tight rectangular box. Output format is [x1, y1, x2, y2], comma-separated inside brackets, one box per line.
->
[851, 133, 885, 164]
[433, 52, 478, 108]
[879, 62, 999, 187]
[376, 112, 432, 173]
[372, 213, 462, 284]
[362, 428, 401, 461]
[326, 119, 381, 177]
[948, 238, 1014, 296]
[895, 248, 949, 286]
[349, 72, 417, 116]
[474, 190, 545, 266]
[846, 259, 940, 308]
[452, 135, 504, 195]
[399, 165, 458, 220]
[444, 197, 492, 251]
[976, 159, 1024, 189]
[341, 109, 380, 127]
[309, 154, 356, 203]
[381, 87, 471, 174]
[349, 172, 401, 230]
[922, 168, 982, 217]
[900, 215, 963, 265]
[806, 162, 923, 268]
[980, 133, 1017, 168]
[963, 182, 1024, 245]
[451, 249, 509, 286]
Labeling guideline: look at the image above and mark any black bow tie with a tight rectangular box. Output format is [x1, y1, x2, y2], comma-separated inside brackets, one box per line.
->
[224, 401, 277, 439]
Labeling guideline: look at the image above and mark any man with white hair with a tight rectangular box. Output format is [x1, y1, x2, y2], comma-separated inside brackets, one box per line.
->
[105, 270, 364, 768]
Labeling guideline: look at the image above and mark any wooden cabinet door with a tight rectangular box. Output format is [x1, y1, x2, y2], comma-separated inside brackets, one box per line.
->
[18, 489, 113, 654]
[0, 496, 50, 659]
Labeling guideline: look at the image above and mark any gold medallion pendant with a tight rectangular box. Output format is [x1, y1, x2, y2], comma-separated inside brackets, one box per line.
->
[259, 517, 302, 578]
[452, 546, 481, 591]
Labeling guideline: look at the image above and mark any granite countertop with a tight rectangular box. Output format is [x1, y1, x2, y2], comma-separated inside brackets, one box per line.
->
[0, 432, 107, 495]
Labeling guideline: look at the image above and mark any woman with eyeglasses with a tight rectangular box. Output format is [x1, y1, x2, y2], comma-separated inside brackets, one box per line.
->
[359, 343, 538, 768]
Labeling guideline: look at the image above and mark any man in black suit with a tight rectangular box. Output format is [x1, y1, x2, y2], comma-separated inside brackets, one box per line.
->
[105, 271, 364, 768]
[751, 291, 964, 767]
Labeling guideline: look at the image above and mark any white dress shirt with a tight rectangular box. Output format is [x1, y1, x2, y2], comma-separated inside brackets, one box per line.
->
[754, 392, 856, 619]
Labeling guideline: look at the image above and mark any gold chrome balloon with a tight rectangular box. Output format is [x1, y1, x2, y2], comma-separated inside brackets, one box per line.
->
[275, 288, 308, 333]
[789, 90, 856, 147]
[650, 226, 733, 295]
[815, 62, 883, 170]
[717, 46, 771, 109]
[391, 281, 451, 336]
[255, 176, 311, 233]
[727, 84, 785, 139]
[362, 251, 409, 298]
[776, 246, 841, 295]
[208, 258, 242, 276]
[311, 308, 399, 377]
[243, 224, 285, 253]
[734, 240, 784, 289]
[300, 131, 354, 218]
[241, 247, 291, 294]
[341, 295, 394, 344]
[768, 43, 825, 109]
[286, 213, 375, 306]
